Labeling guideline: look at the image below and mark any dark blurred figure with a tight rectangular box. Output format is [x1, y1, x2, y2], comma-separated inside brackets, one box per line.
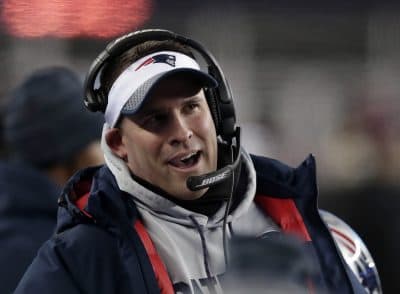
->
[0, 66, 104, 293]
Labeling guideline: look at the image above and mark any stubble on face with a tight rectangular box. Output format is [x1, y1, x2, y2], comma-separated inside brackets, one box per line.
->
[117, 77, 218, 200]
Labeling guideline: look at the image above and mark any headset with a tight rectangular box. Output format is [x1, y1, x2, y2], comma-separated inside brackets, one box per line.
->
[83, 28, 241, 191]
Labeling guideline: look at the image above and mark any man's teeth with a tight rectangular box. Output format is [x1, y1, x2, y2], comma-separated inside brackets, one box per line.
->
[180, 152, 197, 162]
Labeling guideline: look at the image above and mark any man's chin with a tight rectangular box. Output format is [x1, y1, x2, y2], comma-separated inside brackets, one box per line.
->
[170, 186, 208, 201]
[163, 171, 211, 200]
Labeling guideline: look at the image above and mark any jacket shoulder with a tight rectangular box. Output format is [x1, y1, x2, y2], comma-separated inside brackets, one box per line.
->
[250, 154, 295, 181]
[15, 224, 123, 294]
[54, 223, 120, 259]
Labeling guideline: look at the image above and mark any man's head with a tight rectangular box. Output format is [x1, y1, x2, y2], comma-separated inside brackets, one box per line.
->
[83, 30, 237, 143]
[4, 66, 104, 184]
[101, 40, 220, 199]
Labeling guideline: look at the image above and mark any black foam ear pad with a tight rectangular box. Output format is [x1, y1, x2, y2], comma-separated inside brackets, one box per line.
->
[94, 89, 107, 112]
[217, 97, 236, 141]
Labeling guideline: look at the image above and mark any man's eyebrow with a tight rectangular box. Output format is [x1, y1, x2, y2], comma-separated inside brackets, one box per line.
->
[134, 106, 164, 119]
[182, 96, 203, 104]
[136, 96, 203, 117]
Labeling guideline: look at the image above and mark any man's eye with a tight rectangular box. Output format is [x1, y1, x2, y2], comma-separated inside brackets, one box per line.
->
[149, 114, 166, 124]
[186, 102, 200, 111]
[140, 113, 167, 129]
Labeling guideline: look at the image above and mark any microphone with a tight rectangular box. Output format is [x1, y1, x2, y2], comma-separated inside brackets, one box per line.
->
[186, 127, 241, 191]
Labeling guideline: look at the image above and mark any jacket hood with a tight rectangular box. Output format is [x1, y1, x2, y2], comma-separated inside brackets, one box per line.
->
[56, 165, 137, 234]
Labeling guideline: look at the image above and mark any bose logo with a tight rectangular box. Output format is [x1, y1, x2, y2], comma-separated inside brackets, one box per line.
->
[196, 171, 230, 188]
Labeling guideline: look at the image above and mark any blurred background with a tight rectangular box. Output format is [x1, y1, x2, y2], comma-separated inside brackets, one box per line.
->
[0, 0, 398, 292]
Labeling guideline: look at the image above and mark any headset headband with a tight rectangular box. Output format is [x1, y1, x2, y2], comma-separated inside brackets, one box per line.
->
[83, 29, 236, 142]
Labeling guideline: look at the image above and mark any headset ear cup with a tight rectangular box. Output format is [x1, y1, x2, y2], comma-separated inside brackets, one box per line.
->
[94, 88, 108, 113]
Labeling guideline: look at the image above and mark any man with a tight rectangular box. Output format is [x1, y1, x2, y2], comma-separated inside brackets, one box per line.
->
[1, 66, 104, 293]
[15, 30, 375, 294]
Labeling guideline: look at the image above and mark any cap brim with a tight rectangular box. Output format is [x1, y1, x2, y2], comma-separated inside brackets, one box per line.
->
[120, 68, 218, 115]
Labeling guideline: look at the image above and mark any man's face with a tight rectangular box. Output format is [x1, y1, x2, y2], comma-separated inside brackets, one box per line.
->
[108, 76, 218, 200]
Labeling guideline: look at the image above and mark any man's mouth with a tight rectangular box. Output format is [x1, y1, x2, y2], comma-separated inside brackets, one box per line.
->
[168, 151, 201, 169]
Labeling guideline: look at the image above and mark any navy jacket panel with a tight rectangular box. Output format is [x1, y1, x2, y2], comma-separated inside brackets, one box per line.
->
[15, 223, 139, 294]
[15, 238, 83, 294]
[0, 161, 60, 293]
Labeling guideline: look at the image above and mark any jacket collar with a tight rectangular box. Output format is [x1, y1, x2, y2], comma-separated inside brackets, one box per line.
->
[56, 154, 318, 234]
[251, 154, 318, 199]
[56, 165, 138, 234]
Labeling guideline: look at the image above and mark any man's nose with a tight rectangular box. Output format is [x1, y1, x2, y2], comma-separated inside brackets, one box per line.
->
[168, 115, 193, 146]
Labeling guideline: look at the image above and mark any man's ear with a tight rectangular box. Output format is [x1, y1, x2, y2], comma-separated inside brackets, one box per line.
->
[105, 128, 127, 159]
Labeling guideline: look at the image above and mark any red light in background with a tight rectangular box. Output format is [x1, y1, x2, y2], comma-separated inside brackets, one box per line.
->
[2, 0, 153, 38]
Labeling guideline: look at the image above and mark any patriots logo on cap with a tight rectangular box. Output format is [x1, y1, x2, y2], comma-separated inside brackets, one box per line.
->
[135, 54, 176, 71]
